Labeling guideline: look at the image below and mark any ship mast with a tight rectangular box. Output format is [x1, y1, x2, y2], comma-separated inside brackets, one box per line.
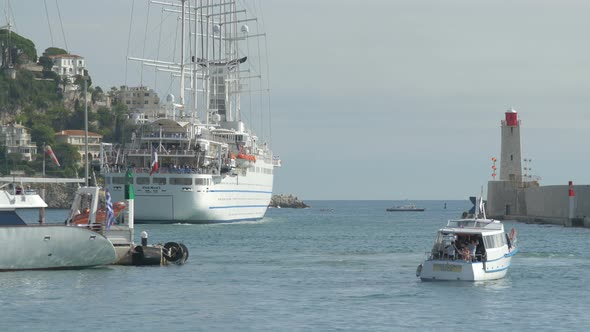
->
[179, 0, 186, 116]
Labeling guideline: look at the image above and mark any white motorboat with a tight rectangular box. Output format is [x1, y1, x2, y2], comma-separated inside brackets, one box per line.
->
[416, 200, 518, 281]
[386, 204, 425, 212]
[0, 183, 117, 271]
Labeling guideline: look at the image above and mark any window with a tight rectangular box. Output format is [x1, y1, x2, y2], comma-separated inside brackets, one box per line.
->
[195, 178, 210, 185]
[136, 177, 150, 184]
[170, 177, 192, 185]
[153, 177, 167, 185]
[483, 233, 507, 249]
[112, 177, 127, 184]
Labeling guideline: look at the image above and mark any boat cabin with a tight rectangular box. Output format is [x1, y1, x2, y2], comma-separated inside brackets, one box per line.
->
[429, 218, 511, 263]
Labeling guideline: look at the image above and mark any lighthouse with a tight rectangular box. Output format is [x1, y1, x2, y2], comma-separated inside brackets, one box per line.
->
[500, 107, 522, 182]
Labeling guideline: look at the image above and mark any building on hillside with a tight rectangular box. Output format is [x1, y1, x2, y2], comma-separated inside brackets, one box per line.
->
[49, 54, 85, 80]
[113, 86, 161, 122]
[0, 122, 38, 161]
[55, 130, 102, 163]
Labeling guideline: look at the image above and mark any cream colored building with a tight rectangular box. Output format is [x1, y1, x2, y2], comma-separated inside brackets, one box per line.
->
[114, 86, 160, 113]
[49, 54, 85, 80]
[55, 130, 102, 162]
[0, 122, 38, 161]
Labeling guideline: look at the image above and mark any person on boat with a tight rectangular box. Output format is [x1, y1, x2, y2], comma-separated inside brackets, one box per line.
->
[468, 240, 477, 262]
[445, 241, 457, 260]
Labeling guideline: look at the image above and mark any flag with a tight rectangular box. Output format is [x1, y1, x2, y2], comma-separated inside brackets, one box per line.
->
[150, 146, 159, 176]
[105, 189, 115, 230]
[45, 145, 60, 167]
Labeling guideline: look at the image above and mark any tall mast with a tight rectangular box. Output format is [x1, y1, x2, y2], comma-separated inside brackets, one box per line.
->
[179, 0, 186, 112]
[192, 0, 198, 124]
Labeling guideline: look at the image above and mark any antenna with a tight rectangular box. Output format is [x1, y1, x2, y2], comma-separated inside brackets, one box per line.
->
[478, 186, 486, 220]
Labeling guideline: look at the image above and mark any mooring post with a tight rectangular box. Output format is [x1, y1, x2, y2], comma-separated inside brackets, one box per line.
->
[567, 180, 574, 227]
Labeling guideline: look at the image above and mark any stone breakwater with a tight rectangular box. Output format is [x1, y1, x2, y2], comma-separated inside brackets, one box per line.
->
[270, 194, 309, 208]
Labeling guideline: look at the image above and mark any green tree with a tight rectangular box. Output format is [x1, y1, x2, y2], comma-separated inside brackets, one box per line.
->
[31, 123, 56, 147]
[92, 86, 103, 104]
[38, 54, 54, 71]
[0, 29, 38, 66]
[46, 106, 69, 131]
[42, 47, 68, 57]
[52, 142, 80, 169]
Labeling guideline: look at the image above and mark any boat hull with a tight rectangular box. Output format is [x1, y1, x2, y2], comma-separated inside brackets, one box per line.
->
[418, 248, 517, 281]
[106, 165, 274, 223]
[0, 226, 117, 271]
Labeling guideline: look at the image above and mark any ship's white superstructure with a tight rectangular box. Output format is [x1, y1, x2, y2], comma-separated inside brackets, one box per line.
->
[102, 0, 280, 223]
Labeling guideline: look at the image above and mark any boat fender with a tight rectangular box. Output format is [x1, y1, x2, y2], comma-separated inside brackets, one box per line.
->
[131, 245, 163, 266]
[131, 245, 145, 265]
[416, 264, 423, 277]
[163, 242, 189, 264]
[179, 243, 189, 261]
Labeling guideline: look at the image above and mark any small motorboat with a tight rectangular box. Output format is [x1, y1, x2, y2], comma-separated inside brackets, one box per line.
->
[386, 204, 424, 212]
[416, 198, 518, 281]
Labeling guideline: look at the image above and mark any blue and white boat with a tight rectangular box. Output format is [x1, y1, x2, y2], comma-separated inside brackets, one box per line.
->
[416, 200, 518, 281]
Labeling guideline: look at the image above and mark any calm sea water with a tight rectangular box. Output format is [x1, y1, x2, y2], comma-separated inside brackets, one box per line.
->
[3, 200, 590, 331]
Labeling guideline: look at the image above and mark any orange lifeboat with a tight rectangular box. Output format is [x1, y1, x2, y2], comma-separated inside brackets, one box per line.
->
[237, 153, 256, 162]
[72, 201, 127, 225]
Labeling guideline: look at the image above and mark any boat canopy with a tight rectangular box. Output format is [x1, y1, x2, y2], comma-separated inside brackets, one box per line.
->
[150, 119, 189, 132]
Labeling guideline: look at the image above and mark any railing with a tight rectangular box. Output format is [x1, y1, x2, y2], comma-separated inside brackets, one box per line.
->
[427, 250, 485, 262]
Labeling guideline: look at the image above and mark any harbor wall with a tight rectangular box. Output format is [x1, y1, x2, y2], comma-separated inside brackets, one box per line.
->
[487, 181, 523, 217]
[488, 181, 590, 227]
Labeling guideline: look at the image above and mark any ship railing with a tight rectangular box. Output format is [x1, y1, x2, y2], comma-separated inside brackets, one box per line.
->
[426, 250, 485, 262]
[108, 166, 206, 175]
[126, 148, 203, 157]
[141, 132, 189, 140]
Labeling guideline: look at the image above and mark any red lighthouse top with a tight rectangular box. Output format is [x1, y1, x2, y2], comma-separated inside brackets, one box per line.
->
[505, 107, 518, 126]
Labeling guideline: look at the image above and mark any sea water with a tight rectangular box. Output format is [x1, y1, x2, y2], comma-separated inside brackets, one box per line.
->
[2, 200, 589, 331]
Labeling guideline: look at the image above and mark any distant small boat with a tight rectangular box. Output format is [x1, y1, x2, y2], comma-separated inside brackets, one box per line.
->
[386, 204, 425, 212]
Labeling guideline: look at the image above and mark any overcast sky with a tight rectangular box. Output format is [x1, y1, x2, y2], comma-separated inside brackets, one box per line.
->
[7, 0, 590, 200]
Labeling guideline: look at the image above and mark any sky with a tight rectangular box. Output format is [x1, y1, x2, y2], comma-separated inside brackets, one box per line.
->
[6, 0, 590, 200]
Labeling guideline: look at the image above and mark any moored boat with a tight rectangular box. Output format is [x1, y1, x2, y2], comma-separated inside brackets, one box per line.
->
[386, 204, 424, 212]
[0, 184, 117, 271]
[416, 199, 518, 281]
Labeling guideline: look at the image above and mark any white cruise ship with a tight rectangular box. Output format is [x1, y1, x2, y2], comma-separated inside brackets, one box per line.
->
[101, 0, 280, 223]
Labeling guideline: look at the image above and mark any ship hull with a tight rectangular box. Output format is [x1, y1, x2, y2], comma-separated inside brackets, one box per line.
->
[418, 248, 517, 281]
[0, 226, 117, 271]
[105, 163, 274, 223]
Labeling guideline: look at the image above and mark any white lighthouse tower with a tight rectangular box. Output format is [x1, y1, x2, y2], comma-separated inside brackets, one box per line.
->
[500, 107, 522, 182]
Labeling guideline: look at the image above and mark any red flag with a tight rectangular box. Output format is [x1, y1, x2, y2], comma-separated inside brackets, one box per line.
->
[150, 146, 159, 176]
[45, 145, 61, 167]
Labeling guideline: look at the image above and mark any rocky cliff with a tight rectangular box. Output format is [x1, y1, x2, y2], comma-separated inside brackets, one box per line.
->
[37, 183, 80, 208]
[270, 194, 309, 208]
